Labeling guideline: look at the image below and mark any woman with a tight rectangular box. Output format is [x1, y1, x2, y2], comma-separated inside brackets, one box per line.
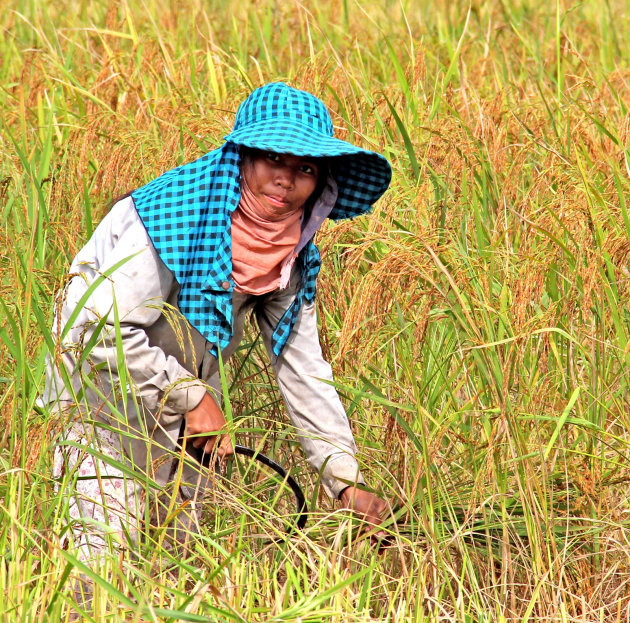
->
[42, 83, 392, 561]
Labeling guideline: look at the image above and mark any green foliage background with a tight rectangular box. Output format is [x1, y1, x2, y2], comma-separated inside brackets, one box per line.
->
[1, 0, 630, 620]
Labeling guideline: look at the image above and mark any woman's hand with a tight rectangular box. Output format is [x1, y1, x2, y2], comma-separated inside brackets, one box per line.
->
[184, 392, 234, 458]
[339, 486, 389, 541]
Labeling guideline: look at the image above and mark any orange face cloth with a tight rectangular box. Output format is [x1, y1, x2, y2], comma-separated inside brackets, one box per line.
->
[231, 178, 303, 295]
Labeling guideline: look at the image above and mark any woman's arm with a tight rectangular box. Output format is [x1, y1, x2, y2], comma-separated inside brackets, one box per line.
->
[255, 284, 363, 495]
[51, 197, 207, 419]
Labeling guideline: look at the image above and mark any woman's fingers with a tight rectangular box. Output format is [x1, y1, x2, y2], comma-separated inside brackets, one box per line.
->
[188, 431, 233, 457]
[340, 487, 388, 526]
[192, 433, 211, 449]
[339, 487, 391, 548]
[216, 435, 234, 458]
[201, 433, 234, 457]
[186, 392, 229, 453]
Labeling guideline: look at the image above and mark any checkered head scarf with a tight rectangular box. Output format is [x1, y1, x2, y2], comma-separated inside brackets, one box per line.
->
[132, 82, 392, 352]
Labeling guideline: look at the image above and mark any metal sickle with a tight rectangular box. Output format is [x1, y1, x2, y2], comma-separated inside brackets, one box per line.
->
[174, 419, 308, 534]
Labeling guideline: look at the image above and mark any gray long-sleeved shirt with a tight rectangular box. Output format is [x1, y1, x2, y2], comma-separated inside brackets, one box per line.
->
[42, 196, 364, 498]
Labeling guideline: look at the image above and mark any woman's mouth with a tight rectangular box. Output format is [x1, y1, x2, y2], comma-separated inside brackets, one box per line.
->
[264, 194, 290, 208]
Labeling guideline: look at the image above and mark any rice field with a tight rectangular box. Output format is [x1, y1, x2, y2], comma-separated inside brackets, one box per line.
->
[1, 0, 630, 620]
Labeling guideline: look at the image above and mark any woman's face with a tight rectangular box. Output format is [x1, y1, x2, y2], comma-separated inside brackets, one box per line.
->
[241, 149, 320, 213]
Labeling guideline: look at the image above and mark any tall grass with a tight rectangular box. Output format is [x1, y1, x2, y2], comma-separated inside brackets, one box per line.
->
[1, 0, 630, 620]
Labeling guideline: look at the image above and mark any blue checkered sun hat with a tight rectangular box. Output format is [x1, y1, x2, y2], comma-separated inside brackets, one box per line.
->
[132, 82, 392, 356]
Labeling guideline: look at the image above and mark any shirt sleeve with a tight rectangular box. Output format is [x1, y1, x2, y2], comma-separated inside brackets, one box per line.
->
[58, 197, 207, 418]
[269, 300, 366, 499]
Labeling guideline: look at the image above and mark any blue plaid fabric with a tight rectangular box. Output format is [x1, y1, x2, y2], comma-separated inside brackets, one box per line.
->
[132, 83, 391, 357]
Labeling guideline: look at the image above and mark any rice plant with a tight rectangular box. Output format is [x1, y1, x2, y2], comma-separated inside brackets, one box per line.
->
[2, 0, 630, 620]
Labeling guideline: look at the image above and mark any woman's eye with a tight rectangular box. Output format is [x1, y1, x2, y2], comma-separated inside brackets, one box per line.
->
[300, 164, 316, 175]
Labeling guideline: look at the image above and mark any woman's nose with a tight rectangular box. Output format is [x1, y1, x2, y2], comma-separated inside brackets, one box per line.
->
[275, 167, 295, 188]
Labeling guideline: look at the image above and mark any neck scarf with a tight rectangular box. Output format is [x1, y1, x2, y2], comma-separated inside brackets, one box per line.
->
[231, 179, 303, 295]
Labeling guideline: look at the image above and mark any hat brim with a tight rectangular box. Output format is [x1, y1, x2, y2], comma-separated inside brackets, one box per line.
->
[224, 119, 392, 217]
[224, 119, 368, 158]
